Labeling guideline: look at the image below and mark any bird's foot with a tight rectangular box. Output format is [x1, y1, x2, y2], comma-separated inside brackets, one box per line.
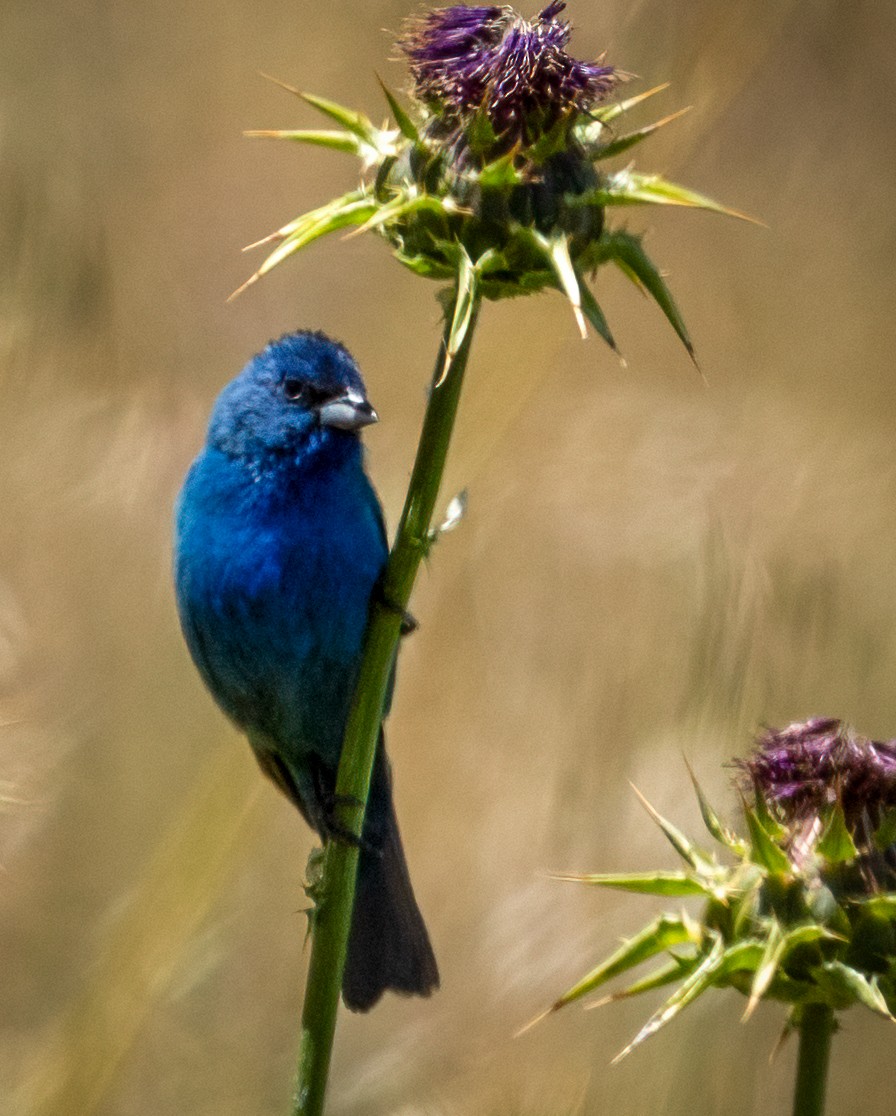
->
[320, 793, 382, 856]
[372, 578, 418, 636]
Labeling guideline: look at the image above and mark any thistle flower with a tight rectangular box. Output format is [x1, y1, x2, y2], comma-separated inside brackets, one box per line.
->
[399, 2, 618, 156]
[745, 718, 896, 834]
[532, 719, 896, 1066]
[237, 3, 749, 358]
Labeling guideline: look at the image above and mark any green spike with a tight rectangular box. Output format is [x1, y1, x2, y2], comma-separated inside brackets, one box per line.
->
[685, 761, 747, 855]
[552, 870, 711, 898]
[588, 83, 671, 126]
[230, 194, 377, 299]
[435, 246, 479, 387]
[299, 92, 379, 142]
[602, 232, 697, 365]
[595, 955, 699, 1004]
[630, 783, 711, 872]
[533, 914, 696, 1021]
[243, 128, 363, 154]
[814, 962, 894, 1019]
[613, 934, 726, 1062]
[743, 919, 784, 1019]
[817, 803, 859, 864]
[376, 76, 419, 141]
[716, 941, 765, 982]
[587, 109, 690, 161]
[576, 273, 620, 354]
[533, 233, 587, 339]
[753, 786, 787, 840]
[743, 806, 792, 874]
[595, 170, 759, 223]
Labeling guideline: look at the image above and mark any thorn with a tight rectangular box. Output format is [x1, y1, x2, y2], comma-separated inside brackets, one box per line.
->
[259, 71, 302, 97]
[629, 781, 660, 821]
[226, 272, 260, 302]
[514, 1005, 555, 1037]
[690, 350, 707, 385]
[610, 1042, 634, 1066]
[242, 230, 283, 252]
[768, 1022, 792, 1064]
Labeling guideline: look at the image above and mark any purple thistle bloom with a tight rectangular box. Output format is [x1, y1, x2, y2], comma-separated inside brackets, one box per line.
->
[743, 717, 896, 831]
[399, 2, 617, 150]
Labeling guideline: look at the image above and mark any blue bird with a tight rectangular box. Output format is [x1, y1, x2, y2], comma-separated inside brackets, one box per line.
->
[173, 331, 438, 1011]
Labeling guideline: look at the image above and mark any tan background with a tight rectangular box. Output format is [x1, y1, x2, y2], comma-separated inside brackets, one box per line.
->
[3, 0, 896, 1112]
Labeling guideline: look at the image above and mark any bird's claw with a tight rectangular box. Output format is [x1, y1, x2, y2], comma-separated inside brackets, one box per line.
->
[372, 579, 418, 636]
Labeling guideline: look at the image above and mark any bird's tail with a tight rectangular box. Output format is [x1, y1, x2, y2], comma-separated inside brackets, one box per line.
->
[342, 746, 439, 1012]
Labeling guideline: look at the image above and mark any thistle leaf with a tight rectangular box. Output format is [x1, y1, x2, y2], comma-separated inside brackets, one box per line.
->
[716, 940, 765, 981]
[817, 803, 859, 864]
[344, 192, 445, 239]
[587, 83, 671, 127]
[534, 234, 587, 339]
[478, 153, 527, 188]
[814, 962, 895, 1019]
[685, 761, 747, 855]
[552, 870, 712, 898]
[436, 245, 479, 387]
[613, 934, 726, 1062]
[376, 76, 419, 141]
[588, 108, 690, 161]
[576, 273, 620, 354]
[243, 128, 363, 154]
[240, 189, 368, 251]
[596, 170, 758, 223]
[753, 786, 787, 840]
[298, 92, 380, 142]
[589, 955, 699, 1005]
[230, 194, 377, 299]
[743, 919, 784, 1020]
[528, 914, 697, 1025]
[601, 232, 696, 365]
[743, 806, 792, 874]
[629, 783, 710, 872]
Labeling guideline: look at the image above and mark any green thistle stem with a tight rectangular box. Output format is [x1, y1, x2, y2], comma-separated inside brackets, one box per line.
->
[792, 1005, 835, 1116]
[293, 284, 481, 1116]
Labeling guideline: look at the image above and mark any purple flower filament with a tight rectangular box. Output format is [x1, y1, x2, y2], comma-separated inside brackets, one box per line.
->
[400, 3, 616, 149]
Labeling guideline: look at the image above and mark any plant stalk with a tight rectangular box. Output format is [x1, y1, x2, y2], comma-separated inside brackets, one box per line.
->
[792, 1004, 835, 1116]
[292, 286, 481, 1116]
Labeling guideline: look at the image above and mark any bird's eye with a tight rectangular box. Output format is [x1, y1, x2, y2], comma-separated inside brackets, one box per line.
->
[283, 378, 307, 402]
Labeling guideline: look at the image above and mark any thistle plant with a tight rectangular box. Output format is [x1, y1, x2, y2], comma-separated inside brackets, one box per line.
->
[236, 5, 744, 1114]
[535, 719, 896, 1116]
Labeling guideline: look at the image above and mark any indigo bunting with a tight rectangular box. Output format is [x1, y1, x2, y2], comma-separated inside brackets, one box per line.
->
[173, 331, 438, 1011]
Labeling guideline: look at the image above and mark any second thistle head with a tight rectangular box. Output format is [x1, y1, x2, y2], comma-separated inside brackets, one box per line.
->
[741, 718, 896, 895]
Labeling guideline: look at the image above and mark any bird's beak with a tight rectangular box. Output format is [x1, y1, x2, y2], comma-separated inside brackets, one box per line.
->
[316, 390, 379, 431]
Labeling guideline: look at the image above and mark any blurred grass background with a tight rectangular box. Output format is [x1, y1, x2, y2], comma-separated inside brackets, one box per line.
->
[2, 0, 896, 1112]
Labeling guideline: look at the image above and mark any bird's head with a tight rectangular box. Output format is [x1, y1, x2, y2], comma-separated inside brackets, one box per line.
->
[207, 331, 378, 462]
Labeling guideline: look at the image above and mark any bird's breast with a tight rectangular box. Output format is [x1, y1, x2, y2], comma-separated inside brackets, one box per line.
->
[174, 447, 387, 756]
